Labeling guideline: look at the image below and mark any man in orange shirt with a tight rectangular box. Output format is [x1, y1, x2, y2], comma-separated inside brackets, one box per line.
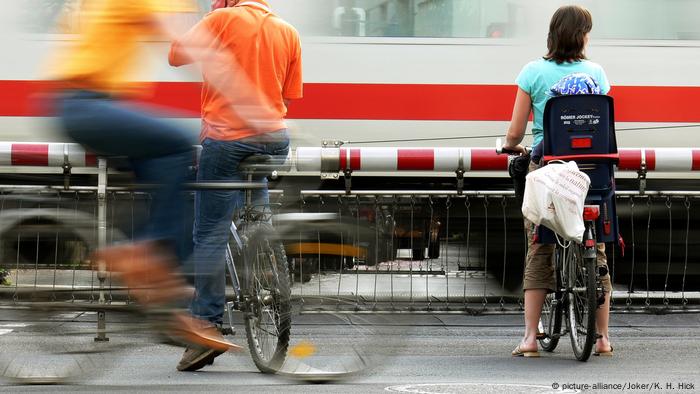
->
[169, 0, 302, 371]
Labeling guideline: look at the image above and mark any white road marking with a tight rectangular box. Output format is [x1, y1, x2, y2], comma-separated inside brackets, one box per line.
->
[0, 323, 28, 336]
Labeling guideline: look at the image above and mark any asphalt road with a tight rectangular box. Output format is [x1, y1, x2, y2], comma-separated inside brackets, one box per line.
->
[0, 309, 699, 393]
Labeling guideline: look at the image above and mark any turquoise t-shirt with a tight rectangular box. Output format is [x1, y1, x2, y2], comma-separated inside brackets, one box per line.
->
[516, 59, 611, 146]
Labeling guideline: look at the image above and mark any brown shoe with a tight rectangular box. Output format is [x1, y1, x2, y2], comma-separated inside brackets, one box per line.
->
[177, 347, 225, 372]
[169, 313, 243, 353]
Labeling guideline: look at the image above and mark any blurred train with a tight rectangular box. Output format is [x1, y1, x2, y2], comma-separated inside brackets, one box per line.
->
[2, 1, 700, 151]
[1, 0, 700, 289]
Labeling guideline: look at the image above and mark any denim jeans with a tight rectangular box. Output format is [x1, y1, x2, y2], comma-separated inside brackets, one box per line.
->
[55, 90, 197, 261]
[190, 130, 290, 324]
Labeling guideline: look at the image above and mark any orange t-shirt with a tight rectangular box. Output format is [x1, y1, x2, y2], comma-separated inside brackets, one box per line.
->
[169, 0, 303, 141]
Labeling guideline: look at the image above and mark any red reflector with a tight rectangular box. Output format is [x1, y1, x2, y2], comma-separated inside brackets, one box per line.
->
[571, 137, 593, 149]
[583, 206, 600, 221]
[585, 239, 596, 248]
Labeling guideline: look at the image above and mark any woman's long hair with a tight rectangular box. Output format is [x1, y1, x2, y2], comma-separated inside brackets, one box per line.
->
[544, 5, 593, 64]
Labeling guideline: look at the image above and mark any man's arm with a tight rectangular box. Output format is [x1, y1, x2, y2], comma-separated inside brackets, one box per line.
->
[282, 34, 303, 103]
[167, 13, 217, 67]
[168, 41, 192, 67]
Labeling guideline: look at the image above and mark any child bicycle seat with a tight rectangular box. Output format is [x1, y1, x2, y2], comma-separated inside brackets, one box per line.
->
[538, 94, 619, 244]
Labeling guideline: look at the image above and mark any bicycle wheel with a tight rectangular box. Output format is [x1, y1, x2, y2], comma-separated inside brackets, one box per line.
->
[565, 244, 597, 361]
[539, 248, 563, 352]
[241, 223, 291, 373]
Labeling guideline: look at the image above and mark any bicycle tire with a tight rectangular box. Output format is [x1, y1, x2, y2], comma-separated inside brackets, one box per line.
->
[539, 248, 563, 352]
[241, 223, 291, 373]
[565, 245, 597, 361]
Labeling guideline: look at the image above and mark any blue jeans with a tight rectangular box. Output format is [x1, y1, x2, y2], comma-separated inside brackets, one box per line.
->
[190, 131, 290, 324]
[56, 90, 197, 261]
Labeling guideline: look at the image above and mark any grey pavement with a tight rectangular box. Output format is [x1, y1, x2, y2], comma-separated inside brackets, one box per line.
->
[0, 308, 699, 393]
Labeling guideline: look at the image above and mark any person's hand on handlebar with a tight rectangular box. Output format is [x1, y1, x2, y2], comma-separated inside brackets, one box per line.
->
[501, 143, 528, 156]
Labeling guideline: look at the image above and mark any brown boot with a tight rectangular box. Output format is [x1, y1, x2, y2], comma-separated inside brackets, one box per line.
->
[94, 242, 241, 352]
[169, 313, 243, 353]
[93, 241, 193, 305]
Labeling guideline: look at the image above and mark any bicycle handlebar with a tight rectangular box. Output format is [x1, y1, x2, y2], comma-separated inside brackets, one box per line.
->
[495, 138, 531, 156]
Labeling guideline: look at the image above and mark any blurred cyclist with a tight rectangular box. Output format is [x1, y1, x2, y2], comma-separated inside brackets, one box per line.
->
[50, 0, 237, 355]
[169, 0, 302, 371]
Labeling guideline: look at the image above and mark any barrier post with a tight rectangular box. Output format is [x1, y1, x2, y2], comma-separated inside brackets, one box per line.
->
[95, 158, 109, 342]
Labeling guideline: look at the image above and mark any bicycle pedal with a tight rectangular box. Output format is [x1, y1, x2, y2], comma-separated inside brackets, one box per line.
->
[536, 332, 547, 340]
[220, 327, 236, 336]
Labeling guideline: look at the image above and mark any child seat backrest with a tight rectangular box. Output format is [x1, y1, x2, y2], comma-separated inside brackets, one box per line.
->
[542, 94, 617, 190]
[540, 94, 618, 243]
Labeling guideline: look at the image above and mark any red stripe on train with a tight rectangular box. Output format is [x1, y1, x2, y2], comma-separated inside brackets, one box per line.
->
[3, 81, 700, 122]
[397, 149, 434, 170]
[12, 143, 48, 166]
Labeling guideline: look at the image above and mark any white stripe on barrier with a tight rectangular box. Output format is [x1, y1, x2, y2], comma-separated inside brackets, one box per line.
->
[654, 148, 692, 171]
[362, 147, 398, 171]
[67, 143, 88, 167]
[434, 148, 473, 171]
[47, 143, 65, 167]
[0, 142, 11, 166]
[433, 148, 456, 172]
[296, 147, 322, 172]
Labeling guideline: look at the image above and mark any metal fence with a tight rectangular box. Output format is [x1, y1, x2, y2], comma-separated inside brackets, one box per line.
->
[1, 185, 698, 314]
[287, 190, 700, 313]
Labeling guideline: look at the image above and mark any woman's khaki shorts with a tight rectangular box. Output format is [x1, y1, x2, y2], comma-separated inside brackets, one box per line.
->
[523, 162, 612, 293]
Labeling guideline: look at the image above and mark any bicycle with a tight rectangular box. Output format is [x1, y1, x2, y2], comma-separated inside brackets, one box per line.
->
[0, 153, 387, 384]
[0, 154, 293, 382]
[499, 146, 607, 361]
[498, 122, 615, 362]
[221, 154, 291, 374]
[537, 204, 605, 361]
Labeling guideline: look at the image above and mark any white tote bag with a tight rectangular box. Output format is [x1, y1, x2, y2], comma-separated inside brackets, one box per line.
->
[521, 161, 591, 243]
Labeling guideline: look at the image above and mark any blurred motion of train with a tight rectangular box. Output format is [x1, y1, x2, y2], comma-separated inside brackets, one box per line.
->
[2, 0, 700, 288]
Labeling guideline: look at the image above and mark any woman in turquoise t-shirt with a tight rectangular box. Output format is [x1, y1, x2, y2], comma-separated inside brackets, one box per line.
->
[503, 5, 614, 358]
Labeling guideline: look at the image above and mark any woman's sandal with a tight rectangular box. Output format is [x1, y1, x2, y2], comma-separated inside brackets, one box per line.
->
[511, 345, 540, 358]
[593, 346, 614, 357]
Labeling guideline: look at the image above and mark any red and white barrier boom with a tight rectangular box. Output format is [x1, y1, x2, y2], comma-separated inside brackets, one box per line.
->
[1, 142, 700, 173]
[295, 147, 700, 173]
[0, 142, 96, 167]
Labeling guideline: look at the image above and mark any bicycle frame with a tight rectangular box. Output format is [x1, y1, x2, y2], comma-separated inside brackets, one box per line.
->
[225, 221, 244, 321]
